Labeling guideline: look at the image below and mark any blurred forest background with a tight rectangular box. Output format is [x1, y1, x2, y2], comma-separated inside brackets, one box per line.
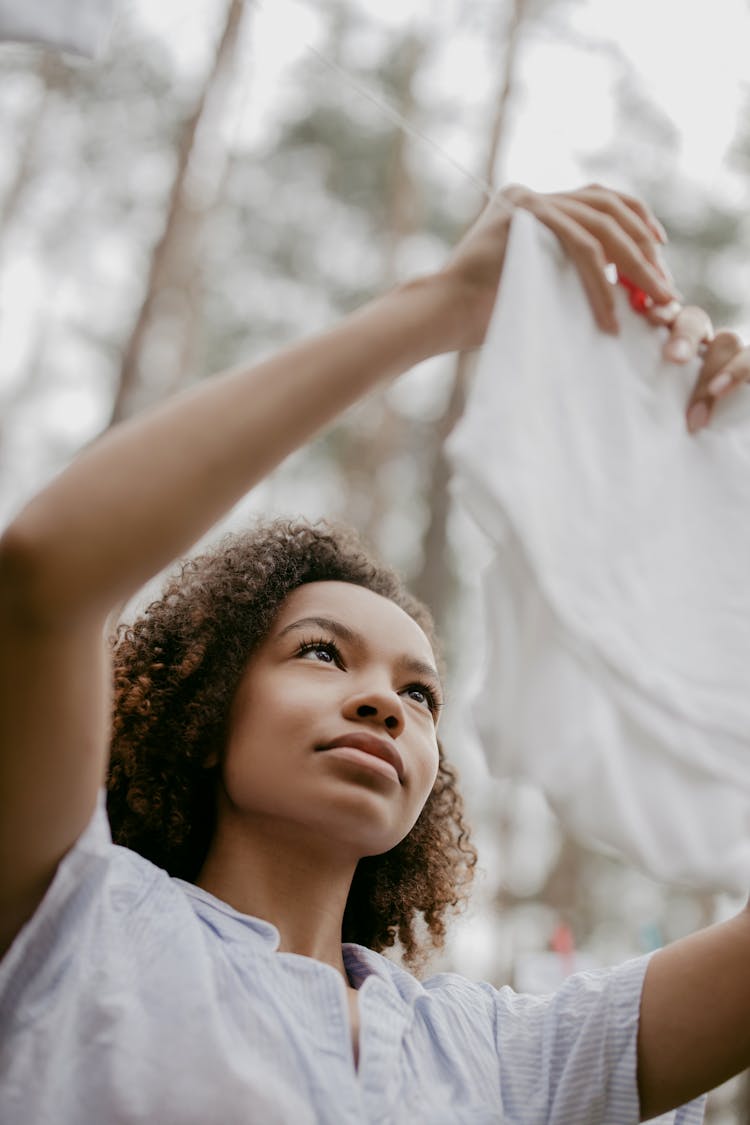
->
[2, 0, 750, 1118]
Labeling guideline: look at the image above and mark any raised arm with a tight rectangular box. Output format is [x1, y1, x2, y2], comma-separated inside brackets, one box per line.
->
[0, 185, 680, 956]
[0, 183, 683, 618]
[2, 276, 461, 620]
[0, 265, 461, 956]
[638, 905, 750, 1120]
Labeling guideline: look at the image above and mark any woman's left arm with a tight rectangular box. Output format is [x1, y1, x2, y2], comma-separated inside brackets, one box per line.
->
[634, 318, 750, 1118]
[637, 904, 750, 1119]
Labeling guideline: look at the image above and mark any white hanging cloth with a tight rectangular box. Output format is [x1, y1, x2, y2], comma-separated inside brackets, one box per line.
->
[0, 0, 115, 58]
[448, 208, 750, 893]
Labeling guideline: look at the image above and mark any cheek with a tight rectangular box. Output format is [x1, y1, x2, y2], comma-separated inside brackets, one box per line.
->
[394, 747, 440, 847]
[228, 671, 309, 749]
[221, 686, 291, 798]
[411, 735, 441, 806]
[221, 732, 272, 809]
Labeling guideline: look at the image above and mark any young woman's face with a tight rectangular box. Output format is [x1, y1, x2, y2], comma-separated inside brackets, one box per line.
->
[220, 580, 442, 857]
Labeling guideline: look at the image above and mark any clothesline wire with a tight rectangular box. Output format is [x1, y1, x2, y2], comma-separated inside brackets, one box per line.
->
[241, 0, 495, 204]
[303, 44, 495, 203]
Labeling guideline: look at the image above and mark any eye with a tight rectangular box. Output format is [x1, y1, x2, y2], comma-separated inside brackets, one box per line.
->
[296, 638, 344, 667]
[403, 683, 442, 717]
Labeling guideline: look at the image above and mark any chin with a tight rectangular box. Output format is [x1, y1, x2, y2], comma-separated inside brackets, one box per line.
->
[333, 817, 414, 858]
[307, 802, 410, 857]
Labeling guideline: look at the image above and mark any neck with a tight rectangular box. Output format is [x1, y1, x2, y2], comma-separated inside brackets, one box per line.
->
[195, 803, 359, 981]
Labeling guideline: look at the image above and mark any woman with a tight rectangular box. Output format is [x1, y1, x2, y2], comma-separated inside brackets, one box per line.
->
[1, 185, 749, 1123]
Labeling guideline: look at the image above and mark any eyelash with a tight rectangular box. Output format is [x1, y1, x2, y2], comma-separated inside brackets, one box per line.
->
[295, 636, 443, 717]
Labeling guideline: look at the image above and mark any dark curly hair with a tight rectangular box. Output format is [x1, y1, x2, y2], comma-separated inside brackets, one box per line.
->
[107, 518, 476, 971]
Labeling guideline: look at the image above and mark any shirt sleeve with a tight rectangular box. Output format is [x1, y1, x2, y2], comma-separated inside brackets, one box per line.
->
[492, 955, 706, 1125]
[0, 789, 130, 1004]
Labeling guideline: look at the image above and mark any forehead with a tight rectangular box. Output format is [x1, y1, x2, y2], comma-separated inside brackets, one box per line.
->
[273, 581, 436, 664]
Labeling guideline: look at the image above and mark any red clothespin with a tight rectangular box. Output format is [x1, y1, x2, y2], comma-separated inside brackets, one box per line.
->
[617, 272, 653, 315]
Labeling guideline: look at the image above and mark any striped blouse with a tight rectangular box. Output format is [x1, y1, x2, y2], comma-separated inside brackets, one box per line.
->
[0, 793, 704, 1124]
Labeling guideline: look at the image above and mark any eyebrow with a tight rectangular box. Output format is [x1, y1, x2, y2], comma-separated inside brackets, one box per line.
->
[276, 615, 442, 688]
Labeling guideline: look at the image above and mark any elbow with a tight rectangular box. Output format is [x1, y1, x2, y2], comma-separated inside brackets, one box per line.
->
[0, 519, 70, 624]
[0, 514, 113, 626]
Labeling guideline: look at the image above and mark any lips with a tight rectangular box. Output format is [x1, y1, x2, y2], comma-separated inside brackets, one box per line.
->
[317, 732, 405, 783]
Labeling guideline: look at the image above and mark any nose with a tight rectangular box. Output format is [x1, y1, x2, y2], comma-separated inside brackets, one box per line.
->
[342, 687, 406, 736]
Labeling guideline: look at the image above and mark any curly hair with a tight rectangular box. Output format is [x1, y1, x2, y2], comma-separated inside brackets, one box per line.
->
[107, 518, 476, 971]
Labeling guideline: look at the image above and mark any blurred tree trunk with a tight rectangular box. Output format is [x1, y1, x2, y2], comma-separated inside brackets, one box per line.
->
[107, 0, 247, 426]
[339, 35, 426, 548]
[381, 36, 425, 283]
[0, 54, 62, 444]
[0, 65, 45, 236]
[412, 0, 527, 626]
[0, 55, 62, 439]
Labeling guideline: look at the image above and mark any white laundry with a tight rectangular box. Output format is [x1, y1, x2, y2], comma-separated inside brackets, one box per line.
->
[448, 208, 750, 893]
[0, 0, 115, 58]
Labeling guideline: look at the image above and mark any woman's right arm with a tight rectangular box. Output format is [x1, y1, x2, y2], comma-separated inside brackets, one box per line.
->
[0, 267, 469, 955]
[0, 185, 678, 954]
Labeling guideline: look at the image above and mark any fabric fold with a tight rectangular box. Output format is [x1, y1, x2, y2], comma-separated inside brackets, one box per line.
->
[448, 208, 750, 892]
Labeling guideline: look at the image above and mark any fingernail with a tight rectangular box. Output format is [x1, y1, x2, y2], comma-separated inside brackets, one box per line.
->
[663, 283, 685, 302]
[655, 280, 683, 306]
[666, 338, 692, 362]
[707, 371, 733, 398]
[655, 220, 668, 243]
[687, 401, 710, 434]
[651, 299, 682, 323]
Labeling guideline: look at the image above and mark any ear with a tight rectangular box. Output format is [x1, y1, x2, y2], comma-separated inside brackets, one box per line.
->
[202, 744, 222, 770]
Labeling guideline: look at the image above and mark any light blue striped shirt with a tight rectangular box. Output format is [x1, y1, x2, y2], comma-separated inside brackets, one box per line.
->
[0, 794, 704, 1123]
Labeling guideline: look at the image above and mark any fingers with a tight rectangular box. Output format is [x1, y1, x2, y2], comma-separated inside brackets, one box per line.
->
[646, 300, 682, 328]
[685, 330, 750, 434]
[507, 183, 680, 334]
[526, 200, 619, 332]
[502, 187, 616, 332]
[586, 184, 669, 246]
[488, 184, 748, 439]
[611, 189, 670, 246]
[550, 196, 677, 306]
[562, 185, 673, 287]
[645, 308, 748, 435]
[646, 304, 714, 364]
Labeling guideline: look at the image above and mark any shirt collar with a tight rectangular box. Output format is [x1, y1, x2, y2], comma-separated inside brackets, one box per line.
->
[173, 878, 281, 948]
[175, 879, 402, 989]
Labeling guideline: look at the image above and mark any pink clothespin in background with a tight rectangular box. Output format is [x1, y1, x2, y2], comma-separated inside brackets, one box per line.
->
[550, 921, 576, 978]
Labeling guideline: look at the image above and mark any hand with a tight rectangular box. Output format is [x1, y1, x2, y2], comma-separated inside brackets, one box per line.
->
[646, 303, 750, 433]
[506, 183, 679, 334]
[440, 183, 680, 351]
